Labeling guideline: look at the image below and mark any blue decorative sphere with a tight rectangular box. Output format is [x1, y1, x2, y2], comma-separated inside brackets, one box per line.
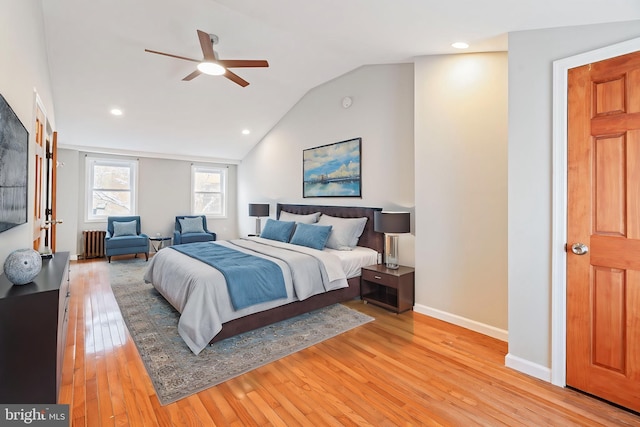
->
[4, 249, 42, 285]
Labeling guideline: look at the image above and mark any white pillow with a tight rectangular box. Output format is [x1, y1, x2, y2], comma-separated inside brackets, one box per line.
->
[317, 215, 368, 250]
[279, 211, 321, 224]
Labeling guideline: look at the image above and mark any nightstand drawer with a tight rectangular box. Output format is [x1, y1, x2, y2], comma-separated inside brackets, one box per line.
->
[361, 269, 399, 288]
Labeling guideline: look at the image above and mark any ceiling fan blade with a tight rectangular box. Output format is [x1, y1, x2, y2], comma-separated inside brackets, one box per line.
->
[182, 69, 202, 81]
[144, 49, 200, 63]
[224, 70, 250, 87]
[217, 60, 269, 68]
[197, 30, 216, 61]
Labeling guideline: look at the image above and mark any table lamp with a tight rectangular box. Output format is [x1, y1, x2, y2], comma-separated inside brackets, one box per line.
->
[374, 211, 410, 269]
[249, 203, 270, 236]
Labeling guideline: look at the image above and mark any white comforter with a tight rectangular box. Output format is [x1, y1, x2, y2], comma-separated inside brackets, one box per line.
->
[143, 237, 348, 354]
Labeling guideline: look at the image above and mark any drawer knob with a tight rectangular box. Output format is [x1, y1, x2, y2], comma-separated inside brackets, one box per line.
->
[374, 275, 382, 280]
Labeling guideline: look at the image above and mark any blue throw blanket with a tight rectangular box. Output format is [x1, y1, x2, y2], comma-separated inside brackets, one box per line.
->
[171, 242, 287, 310]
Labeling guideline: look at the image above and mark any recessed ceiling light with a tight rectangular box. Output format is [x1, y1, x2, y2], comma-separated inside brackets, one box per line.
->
[242, 129, 251, 135]
[452, 42, 469, 49]
[110, 108, 123, 116]
[197, 62, 226, 76]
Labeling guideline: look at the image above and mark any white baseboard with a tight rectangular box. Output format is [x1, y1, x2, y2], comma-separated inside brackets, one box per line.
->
[413, 303, 509, 342]
[505, 353, 551, 383]
[413, 304, 552, 383]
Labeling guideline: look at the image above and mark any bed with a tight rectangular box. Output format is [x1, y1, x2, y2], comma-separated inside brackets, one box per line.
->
[144, 204, 384, 354]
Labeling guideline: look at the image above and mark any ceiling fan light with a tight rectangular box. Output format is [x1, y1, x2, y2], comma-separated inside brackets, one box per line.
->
[197, 61, 225, 76]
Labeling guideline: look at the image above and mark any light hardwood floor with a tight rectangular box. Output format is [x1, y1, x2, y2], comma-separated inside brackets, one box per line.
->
[60, 259, 640, 426]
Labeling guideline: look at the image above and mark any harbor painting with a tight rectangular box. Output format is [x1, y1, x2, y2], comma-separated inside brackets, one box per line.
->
[303, 137, 361, 197]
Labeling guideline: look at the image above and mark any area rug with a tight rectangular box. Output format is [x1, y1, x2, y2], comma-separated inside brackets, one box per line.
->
[109, 259, 374, 405]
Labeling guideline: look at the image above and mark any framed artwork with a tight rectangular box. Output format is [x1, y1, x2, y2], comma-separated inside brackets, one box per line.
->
[303, 137, 361, 198]
[0, 94, 29, 233]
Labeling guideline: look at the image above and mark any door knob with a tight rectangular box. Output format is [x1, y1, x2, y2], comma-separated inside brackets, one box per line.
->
[571, 242, 589, 255]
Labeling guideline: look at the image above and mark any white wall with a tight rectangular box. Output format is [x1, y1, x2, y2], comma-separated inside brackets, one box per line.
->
[507, 20, 640, 377]
[54, 149, 79, 258]
[414, 53, 509, 336]
[0, 0, 55, 272]
[238, 63, 416, 266]
[55, 149, 238, 258]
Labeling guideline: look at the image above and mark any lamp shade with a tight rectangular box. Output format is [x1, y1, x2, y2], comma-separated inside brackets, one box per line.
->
[374, 211, 410, 234]
[249, 203, 270, 217]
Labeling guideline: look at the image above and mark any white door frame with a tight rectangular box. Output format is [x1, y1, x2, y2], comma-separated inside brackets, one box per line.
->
[551, 37, 640, 387]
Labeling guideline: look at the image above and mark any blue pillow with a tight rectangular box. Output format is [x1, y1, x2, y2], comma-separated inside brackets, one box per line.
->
[113, 220, 137, 237]
[260, 219, 295, 242]
[289, 223, 333, 250]
[180, 216, 205, 234]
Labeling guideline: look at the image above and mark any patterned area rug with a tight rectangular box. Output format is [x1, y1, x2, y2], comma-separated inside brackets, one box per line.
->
[109, 258, 374, 405]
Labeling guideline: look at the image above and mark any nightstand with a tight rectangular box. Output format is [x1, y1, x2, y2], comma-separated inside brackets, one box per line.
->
[361, 264, 415, 313]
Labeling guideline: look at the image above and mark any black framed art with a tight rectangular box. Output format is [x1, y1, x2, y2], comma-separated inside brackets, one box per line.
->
[0, 94, 29, 233]
[303, 137, 361, 198]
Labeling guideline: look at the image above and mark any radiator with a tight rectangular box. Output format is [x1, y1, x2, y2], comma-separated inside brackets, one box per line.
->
[82, 230, 106, 259]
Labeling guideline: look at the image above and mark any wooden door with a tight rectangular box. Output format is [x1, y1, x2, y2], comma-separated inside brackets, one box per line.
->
[32, 102, 46, 251]
[567, 51, 640, 411]
[32, 97, 58, 254]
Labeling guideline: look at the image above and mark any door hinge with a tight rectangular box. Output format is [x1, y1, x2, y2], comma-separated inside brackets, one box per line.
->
[45, 208, 52, 216]
[46, 151, 53, 159]
[564, 243, 568, 252]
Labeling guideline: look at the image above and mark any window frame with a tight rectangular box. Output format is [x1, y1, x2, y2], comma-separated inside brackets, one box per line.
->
[191, 165, 227, 218]
[85, 156, 138, 222]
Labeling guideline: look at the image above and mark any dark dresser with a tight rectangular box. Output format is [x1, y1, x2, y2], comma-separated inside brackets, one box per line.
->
[0, 251, 70, 403]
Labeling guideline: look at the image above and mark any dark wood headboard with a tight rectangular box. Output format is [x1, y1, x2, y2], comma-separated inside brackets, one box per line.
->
[276, 203, 384, 254]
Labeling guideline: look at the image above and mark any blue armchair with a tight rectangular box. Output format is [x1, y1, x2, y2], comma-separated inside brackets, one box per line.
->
[105, 216, 149, 263]
[174, 215, 216, 245]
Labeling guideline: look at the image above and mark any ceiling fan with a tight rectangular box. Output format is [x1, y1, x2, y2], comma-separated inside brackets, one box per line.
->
[145, 30, 269, 87]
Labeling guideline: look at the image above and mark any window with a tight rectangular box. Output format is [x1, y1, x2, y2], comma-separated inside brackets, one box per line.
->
[192, 165, 227, 217]
[86, 157, 137, 221]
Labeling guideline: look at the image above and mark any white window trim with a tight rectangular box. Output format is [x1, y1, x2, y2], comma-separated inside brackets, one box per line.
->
[191, 165, 227, 218]
[85, 156, 138, 222]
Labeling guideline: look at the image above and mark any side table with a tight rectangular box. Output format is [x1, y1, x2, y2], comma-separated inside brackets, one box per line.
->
[149, 236, 171, 252]
[361, 264, 415, 313]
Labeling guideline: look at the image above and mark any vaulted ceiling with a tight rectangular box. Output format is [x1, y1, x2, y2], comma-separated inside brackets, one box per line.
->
[42, 0, 640, 162]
